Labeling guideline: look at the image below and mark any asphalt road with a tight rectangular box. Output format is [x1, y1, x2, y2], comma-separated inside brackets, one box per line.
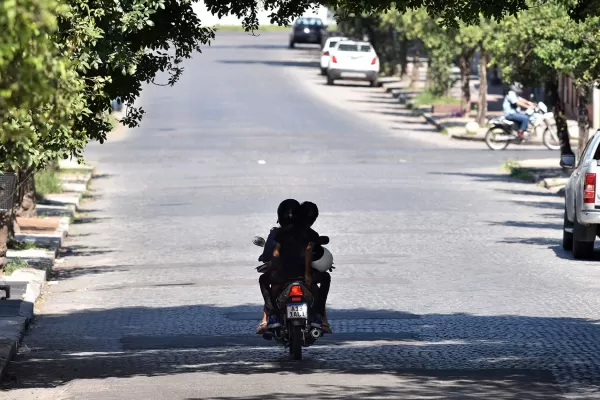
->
[3, 32, 600, 399]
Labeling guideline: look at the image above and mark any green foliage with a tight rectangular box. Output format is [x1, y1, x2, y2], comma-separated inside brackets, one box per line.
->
[414, 90, 460, 106]
[3, 258, 29, 275]
[0, 0, 87, 168]
[35, 167, 63, 199]
[55, 0, 217, 146]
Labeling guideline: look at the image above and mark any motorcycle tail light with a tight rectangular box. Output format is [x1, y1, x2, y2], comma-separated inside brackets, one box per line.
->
[291, 297, 302, 302]
[584, 173, 596, 203]
[289, 285, 303, 297]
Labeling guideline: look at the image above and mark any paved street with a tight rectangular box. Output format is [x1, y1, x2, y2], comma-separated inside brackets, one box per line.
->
[3, 32, 600, 399]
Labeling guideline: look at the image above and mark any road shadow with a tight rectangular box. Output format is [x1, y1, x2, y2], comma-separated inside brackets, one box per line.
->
[488, 220, 563, 230]
[91, 173, 114, 180]
[3, 303, 600, 396]
[495, 189, 562, 198]
[49, 264, 132, 281]
[59, 245, 114, 258]
[72, 216, 111, 225]
[218, 59, 319, 69]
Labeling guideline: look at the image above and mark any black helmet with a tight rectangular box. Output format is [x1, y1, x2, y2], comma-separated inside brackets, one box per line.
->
[300, 201, 319, 227]
[277, 199, 300, 226]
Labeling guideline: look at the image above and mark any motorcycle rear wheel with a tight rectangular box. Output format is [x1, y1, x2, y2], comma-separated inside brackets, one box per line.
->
[485, 127, 511, 151]
[291, 326, 303, 360]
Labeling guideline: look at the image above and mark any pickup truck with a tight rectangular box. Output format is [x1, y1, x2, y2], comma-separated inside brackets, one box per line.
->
[562, 131, 600, 258]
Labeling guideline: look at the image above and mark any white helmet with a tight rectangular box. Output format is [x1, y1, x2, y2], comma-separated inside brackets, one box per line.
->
[312, 247, 333, 272]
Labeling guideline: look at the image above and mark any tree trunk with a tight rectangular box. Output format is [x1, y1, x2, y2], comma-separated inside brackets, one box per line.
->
[16, 167, 36, 218]
[547, 79, 574, 158]
[577, 85, 591, 154]
[476, 51, 488, 126]
[410, 46, 420, 89]
[400, 35, 408, 77]
[459, 54, 471, 115]
[0, 210, 10, 272]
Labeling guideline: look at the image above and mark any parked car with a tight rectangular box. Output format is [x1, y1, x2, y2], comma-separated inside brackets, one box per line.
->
[562, 131, 600, 258]
[289, 17, 326, 49]
[326, 40, 380, 87]
[320, 36, 348, 75]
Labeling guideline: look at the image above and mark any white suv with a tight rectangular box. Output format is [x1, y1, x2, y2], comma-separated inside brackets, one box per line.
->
[326, 40, 380, 87]
[320, 36, 347, 75]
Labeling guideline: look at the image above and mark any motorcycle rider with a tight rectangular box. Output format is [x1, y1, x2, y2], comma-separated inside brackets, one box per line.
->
[256, 199, 300, 333]
[299, 201, 333, 333]
[503, 83, 536, 138]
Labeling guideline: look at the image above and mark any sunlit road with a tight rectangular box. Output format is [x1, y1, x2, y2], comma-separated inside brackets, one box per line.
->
[3, 32, 600, 399]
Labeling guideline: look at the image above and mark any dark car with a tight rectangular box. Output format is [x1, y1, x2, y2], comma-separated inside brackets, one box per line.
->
[289, 17, 326, 48]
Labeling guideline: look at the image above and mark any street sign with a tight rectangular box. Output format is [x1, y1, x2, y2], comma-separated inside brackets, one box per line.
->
[0, 172, 17, 212]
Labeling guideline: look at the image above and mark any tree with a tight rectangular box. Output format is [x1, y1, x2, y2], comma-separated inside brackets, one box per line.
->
[489, 4, 574, 157]
[0, 0, 88, 269]
[533, 4, 600, 154]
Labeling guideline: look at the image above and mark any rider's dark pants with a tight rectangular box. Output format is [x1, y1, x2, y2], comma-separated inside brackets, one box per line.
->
[312, 270, 331, 317]
[505, 113, 530, 131]
[259, 270, 285, 313]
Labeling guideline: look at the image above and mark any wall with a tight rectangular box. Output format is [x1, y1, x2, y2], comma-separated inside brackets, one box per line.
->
[192, 2, 331, 26]
[558, 75, 598, 128]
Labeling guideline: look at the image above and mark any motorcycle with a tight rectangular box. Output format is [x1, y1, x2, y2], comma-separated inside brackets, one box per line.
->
[484, 101, 559, 150]
[252, 235, 330, 360]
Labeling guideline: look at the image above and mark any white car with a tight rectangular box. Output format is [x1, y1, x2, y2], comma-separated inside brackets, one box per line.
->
[326, 40, 380, 87]
[320, 36, 347, 75]
[562, 131, 600, 258]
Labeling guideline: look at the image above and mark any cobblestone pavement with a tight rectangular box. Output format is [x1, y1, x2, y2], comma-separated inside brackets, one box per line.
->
[2, 33, 599, 399]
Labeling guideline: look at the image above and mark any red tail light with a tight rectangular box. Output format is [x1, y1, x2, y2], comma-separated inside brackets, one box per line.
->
[584, 173, 596, 203]
[323, 51, 329, 56]
[331, 55, 337, 63]
[371, 57, 377, 65]
[289, 285, 303, 297]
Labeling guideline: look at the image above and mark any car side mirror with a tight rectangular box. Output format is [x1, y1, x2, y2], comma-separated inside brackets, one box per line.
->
[560, 154, 576, 169]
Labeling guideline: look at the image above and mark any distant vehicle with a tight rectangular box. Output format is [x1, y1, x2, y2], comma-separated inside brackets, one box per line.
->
[320, 36, 348, 75]
[289, 17, 326, 49]
[562, 132, 600, 259]
[326, 40, 380, 87]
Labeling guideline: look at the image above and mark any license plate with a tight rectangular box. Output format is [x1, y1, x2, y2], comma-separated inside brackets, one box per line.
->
[287, 303, 308, 319]
[341, 72, 366, 78]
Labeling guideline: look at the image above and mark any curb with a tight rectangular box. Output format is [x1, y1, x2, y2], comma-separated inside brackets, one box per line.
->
[0, 161, 94, 383]
[0, 268, 46, 382]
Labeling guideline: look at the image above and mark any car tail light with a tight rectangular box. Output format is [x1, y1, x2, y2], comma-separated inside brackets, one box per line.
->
[584, 173, 596, 203]
[331, 55, 337, 63]
[289, 285, 303, 297]
[323, 51, 329, 56]
[371, 57, 377, 65]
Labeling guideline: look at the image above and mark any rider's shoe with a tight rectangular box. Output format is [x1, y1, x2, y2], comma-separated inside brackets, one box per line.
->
[311, 314, 323, 328]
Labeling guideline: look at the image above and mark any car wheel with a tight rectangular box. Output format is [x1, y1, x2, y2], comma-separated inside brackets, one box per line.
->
[326, 75, 334, 85]
[369, 79, 378, 87]
[563, 207, 573, 251]
[573, 216, 596, 259]
[320, 68, 327, 76]
[289, 41, 295, 49]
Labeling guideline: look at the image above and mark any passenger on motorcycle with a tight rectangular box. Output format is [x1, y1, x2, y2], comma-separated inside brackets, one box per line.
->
[503, 83, 536, 138]
[299, 201, 333, 333]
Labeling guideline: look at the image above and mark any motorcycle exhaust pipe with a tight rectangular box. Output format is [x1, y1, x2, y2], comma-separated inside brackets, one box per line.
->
[310, 328, 322, 339]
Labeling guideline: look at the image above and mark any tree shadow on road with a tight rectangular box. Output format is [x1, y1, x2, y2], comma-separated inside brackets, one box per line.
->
[218, 59, 319, 68]
[488, 220, 563, 230]
[3, 303, 600, 397]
